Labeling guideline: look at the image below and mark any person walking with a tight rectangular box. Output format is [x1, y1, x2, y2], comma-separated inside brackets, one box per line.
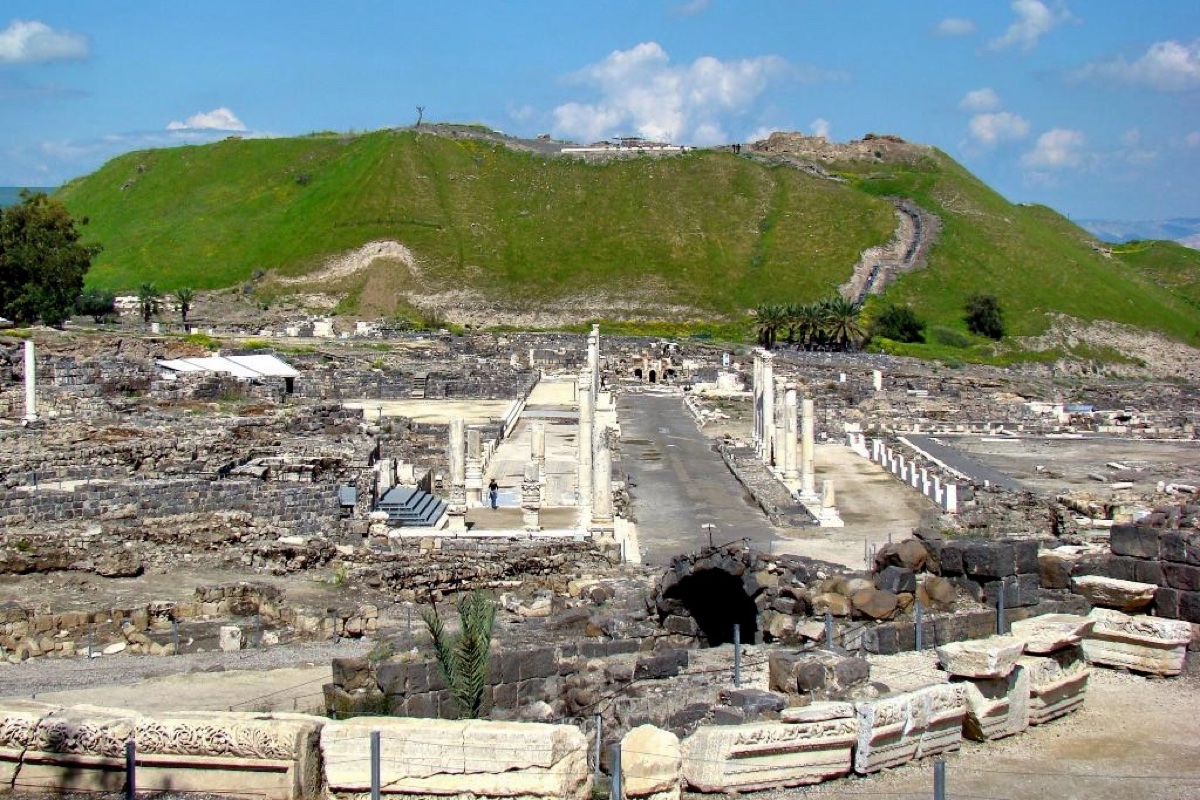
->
[488, 479, 499, 509]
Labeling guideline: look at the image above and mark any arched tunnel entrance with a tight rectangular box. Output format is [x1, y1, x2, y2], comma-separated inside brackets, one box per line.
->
[663, 568, 758, 646]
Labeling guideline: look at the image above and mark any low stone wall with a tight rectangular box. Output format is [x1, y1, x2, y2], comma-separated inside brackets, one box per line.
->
[0, 703, 325, 800]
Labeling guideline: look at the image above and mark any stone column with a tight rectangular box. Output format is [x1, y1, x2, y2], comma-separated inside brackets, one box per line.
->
[589, 323, 601, 397]
[521, 463, 542, 532]
[591, 426, 615, 534]
[873, 369, 883, 392]
[577, 375, 594, 520]
[800, 396, 816, 500]
[760, 352, 774, 464]
[773, 379, 787, 469]
[530, 422, 546, 501]
[23, 339, 37, 422]
[446, 417, 467, 531]
[818, 479, 844, 527]
[783, 386, 799, 481]
[465, 428, 483, 507]
[751, 350, 762, 449]
[944, 483, 959, 514]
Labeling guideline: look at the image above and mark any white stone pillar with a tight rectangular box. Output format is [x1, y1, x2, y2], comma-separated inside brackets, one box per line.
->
[760, 352, 774, 464]
[800, 396, 816, 500]
[521, 463, 542, 532]
[577, 375, 594, 519]
[23, 340, 37, 422]
[588, 324, 600, 397]
[752, 351, 762, 449]
[783, 386, 799, 481]
[818, 479, 844, 527]
[591, 426, 614, 531]
[944, 483, 959, 514]
[447, 417, 467, 531]
[466, 428, 483, 506]
[873, 370, 883, 392]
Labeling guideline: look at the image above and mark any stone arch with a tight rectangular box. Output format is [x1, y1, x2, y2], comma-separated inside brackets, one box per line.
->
[634, 367, 643, 381]
[652, 546, 765, 647]
[648, 369, 658, 383]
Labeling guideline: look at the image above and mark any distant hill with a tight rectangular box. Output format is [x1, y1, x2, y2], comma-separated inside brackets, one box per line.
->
[1079, 218, 1200, 249]
[53, 128, 1200, 352]
[0, 187, 54, 208]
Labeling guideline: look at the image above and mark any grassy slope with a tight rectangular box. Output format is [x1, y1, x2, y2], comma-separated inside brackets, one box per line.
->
[836, 152, 1200, 345]
[1110, 239, 1200, 311]
[58, 130, 892, 316]
[56, 129, 1198, 346]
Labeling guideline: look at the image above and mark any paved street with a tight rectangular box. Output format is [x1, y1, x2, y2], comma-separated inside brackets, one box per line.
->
[618, 391, 775, 567]
[906, 434, 1026, 492]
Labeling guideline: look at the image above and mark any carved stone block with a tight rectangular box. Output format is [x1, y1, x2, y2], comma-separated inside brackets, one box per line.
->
[853, 683, 966, 774]
[1082, 608, 1192, 676]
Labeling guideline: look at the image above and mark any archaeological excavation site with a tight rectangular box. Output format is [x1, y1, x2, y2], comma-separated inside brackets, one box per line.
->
[1, 321, 1198, 800]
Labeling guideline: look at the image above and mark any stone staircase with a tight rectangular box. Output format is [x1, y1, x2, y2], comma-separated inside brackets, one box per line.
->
[375, 486, 445, 526]
[410, 372, 428, 398]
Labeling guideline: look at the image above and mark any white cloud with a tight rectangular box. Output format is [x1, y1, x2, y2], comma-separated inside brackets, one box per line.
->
[959, 88, 1000, 112]
[1186, 132, 1200, 149]
[672, 0, 711, 15]
[989, 0, 1069, 52]
[1022, 128, 1086, 169]
[810, 118, 831, 138]
[166, 107, 247, 132]
[551, 42, 794, 145]
[968, 112, 1030, 146]
[1121, 128, 1141, 146]
[0, 19, 88, 63]
[1075, 39, 1200, 92]
[934, 18, 976, 37]
[745, 126, 778, 143]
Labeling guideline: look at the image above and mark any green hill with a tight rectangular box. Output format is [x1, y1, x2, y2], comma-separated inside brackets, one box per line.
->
[55, 128, 1199, 349]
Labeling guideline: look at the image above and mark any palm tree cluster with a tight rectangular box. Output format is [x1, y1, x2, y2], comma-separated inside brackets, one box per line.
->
[755, 296, 865, 351]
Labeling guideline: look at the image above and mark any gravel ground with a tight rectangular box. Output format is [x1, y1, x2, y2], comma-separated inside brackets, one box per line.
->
[0, 639, 370, 701]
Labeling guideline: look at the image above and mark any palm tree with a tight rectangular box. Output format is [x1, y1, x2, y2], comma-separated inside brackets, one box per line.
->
[173, 287, 195, 324]
[754, 303, 789, 350]
[136, 282, 161, 326]
[792, 301, 825, 350]
[820, 295, 865, 351]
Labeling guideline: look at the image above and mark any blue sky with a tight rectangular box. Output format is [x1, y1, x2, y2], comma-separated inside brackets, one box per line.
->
[1, 1, 1198, 220]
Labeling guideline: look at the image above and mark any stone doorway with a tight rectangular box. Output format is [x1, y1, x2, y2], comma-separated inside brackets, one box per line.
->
[662, 568, 758, 646]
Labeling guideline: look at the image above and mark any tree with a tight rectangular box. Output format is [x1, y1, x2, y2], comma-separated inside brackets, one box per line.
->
[754, 303, 789, 350]
[422, 591, 496, 719]
[964, 293, 1005, 339]
[871, 304, 926, 343]
[791, 301, 825, 350]
[76, 288, 116, 323]
[0, 190, 101, 326]
[136, 282, 161, 325]
[820, 296, 865, 351]
[174, 287, 195, 324]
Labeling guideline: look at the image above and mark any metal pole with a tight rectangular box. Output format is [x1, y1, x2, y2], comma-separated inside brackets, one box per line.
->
[996, 578, 1007, 635]
[915, 601, 924, 651]
[824, 611, 834, 650]
[331, 611, 339, 643]
[610, 743, 622, 800]
[370, 730, 381, 800]
[933, 758, 946, 800]
[733, 624, 742, 687]
[125, 739, 136, 800]
[172, 620, 179, 656]
[87, 625, 93, 659]
[593, 713, 602, 781]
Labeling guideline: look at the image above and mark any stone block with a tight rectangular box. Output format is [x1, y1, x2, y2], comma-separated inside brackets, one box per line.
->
[682, 718, 856, 792]
[332, 657, 375, 693]
[1160, 530, 1200, 565]
[962, 542, 1017, 580]
[1082, 608, 1192, 676]
[519, 647, 559, 681]
[853, 683, 966, 774]
[1038, 551, 1074, 590]
[959, 665, 1030, 741]
[876, 566, 917, 595]
[1072, 575, 1157, 612]
[936, 636, 1025, 679]
[938, 541, 965, 575]
[1163, 562, 1200, 592]
[322, 717, 590, 800]
[633, 649, 688, 681]
[1179, 591, 1200, 624]
[983, 574, 1041, 608]
[1019, 654, 1089, 725]
[621, 724, 681, 800]
[769, 650, 868, 698]
[218, 625, 243, 652]
[852, 588, 899, 620]
[1154, 587, 1180, 619]
[720, 688, 786, 717]
[1014, 540, 1039, 575]
[1008, 614, 1093, 654]
[376, 662, 411, 695]
[1110, 525, 1161, 559]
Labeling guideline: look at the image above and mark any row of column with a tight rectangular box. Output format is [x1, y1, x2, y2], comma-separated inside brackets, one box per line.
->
[751, 348, 817, 501]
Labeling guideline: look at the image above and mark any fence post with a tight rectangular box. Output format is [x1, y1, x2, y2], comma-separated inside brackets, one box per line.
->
[933, 758, 946, 800]
[370, 730, 381, 800]
[610, 742, 622, 800]
[330, 611, 339, 644]
[172, 620, 180, 655]
[824, 611, 834, 650]
[593, 713, 602, 782]
[733, 624, 741, 687]
[915, 601, 924, 651]
[996, 578, 1007, 635]
[125, 739, 136, 800]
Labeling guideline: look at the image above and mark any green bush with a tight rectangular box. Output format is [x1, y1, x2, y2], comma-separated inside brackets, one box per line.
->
[928, 326, 972, 348]
[870, 304, 925, 343]
[964, 294, 1005, 339]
